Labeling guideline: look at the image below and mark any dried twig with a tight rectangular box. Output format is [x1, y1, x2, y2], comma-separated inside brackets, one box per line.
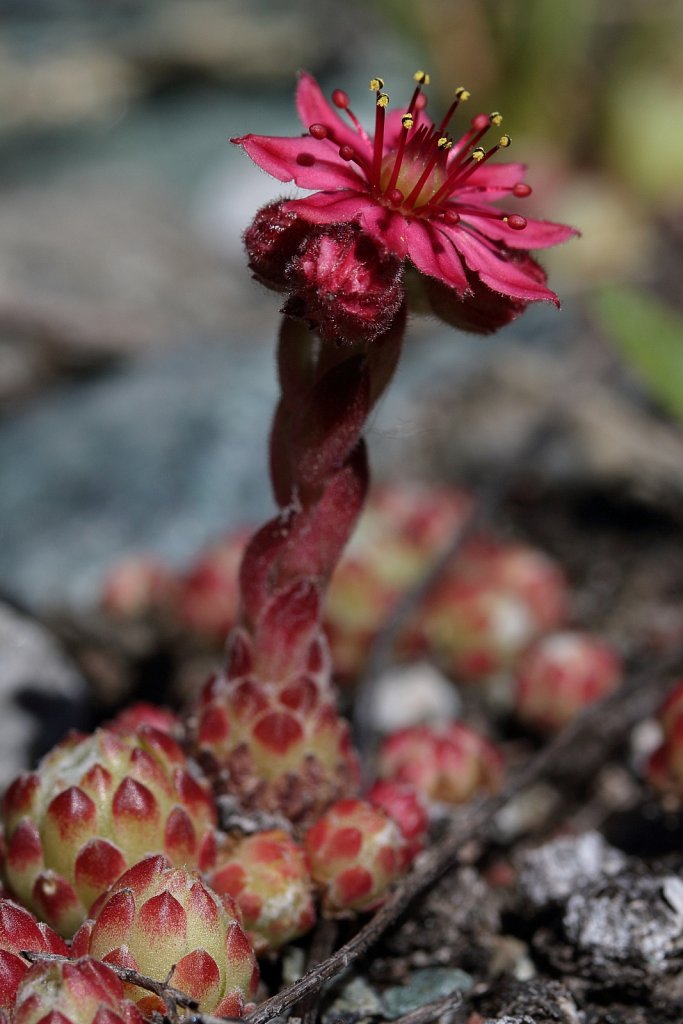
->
[387, 989, 466, 1024]
[298, 917, 339, 1024]
[248, 646, 683, 1024]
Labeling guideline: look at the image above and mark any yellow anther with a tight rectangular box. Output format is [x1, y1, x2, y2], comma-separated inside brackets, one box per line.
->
[489, 111, 503, 126]
[369, 77, 384, 92]
[401, 113, 414, 129]
[455, 86, 471, 101]
[472, 146, 486, 161]
[499, 134, 511, 147]
[413, 70, 430, 85]
[437, 136, 450, 149]
[376, 93, 390, 108]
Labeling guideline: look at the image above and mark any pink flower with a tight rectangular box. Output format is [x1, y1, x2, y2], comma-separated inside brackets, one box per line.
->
[234, 71, 577, 323]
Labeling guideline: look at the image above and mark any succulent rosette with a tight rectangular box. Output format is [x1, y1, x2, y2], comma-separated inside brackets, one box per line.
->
[235, 71, 577, 336]
[366, 779, 429, 867]
[3, 726, 218, 936]
[415, 537, 567, 681]
[208, 829, 315, 953]
[515, 631, 622, 733]
[176, 530, 250, 645]
[0, 899, 69, 1010]
[107, 702, 181, 737]
[304, 798, 406, 914]
[191, 630, 360, 826]
[452, 536, 569, 631]
[72, 854, 259, 1017]
[101, 556, 177, 619]
[11, 957, 144, 1024]
[377, 722, 503, 804]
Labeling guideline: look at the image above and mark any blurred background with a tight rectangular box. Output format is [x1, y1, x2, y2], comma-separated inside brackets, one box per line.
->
[1, 0, 682, 612]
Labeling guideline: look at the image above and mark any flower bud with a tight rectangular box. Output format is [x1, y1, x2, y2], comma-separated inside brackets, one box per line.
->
[283, 226, 404, 344]
[244, 200, 310, 291]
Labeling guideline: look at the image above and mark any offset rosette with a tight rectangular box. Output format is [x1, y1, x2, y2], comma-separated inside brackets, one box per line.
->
[0, 899, 69, 1010]
[208, 830, 316, 953]
[72, 855, 259, 1017]
[377, 722, 503, 804]
[11, 957, 144, 1024]
[304, 798, 406, 913]
[3, 726, 217, 936]
[416, 537, 568, 681]
[515, 631, 622, 732]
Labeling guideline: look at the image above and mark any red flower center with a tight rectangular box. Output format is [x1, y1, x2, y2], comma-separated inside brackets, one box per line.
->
[309, 71, 530, 228]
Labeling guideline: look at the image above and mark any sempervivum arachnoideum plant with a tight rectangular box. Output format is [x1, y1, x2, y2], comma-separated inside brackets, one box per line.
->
[377, 722, 503, 805]
[0, 899, 69, 1010]
[3, 726, 218, 937]
[192, 628, 360, 827]
[11, 957, 144, 1024]
[72, 854, 259, 1017]
[303, 798, 407, 914]
[208, 829, 316, 953]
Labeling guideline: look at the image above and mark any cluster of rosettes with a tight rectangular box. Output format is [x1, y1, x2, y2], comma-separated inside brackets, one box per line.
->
[648, 680, 683, 794]
[100, 484, 570, 684]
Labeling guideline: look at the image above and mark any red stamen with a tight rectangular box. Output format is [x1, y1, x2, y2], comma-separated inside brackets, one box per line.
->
[437, 88, 470, 134]
[448, 113, 491, 161]
[372, 96, 388, 185]
[338, 144, 372, 178]
[309, 124, 329, 140]
[512, 183, 532, 197]
[387, 188, 404, 206]
[404, 136, 451, 209]
[454, 139, 507, 187]
[385, 116, 414, 194]
[331, 88, 370, 142]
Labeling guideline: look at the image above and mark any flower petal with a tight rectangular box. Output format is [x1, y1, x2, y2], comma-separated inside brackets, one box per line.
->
[284, 191, 376, 224]
[234, 134, 364, 190]
[445, 226, 559, 304]
[460, 214, 579, 250]
[357, 205, 412, 259]
[404, 220, 469, 293]
[455, 161, 527, 191]
[296, 72, 373, 158]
